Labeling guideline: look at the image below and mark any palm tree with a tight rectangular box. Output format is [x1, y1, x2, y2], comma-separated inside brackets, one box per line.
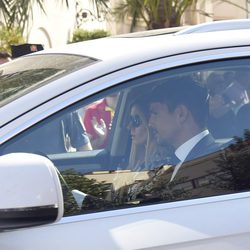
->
[0, 0, 47, 32]
[90, 0, 110, 17]
[115, 0, 250, 32]
[114, 0, 197, 31]
[0, 0, 107, 32]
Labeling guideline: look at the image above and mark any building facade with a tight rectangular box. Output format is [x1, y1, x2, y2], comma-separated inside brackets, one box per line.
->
[5, 0, 250, 49]
[24, 0, 109, 49]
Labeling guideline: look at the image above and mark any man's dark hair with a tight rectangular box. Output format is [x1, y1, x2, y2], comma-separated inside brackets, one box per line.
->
[150, 76, 209, 128]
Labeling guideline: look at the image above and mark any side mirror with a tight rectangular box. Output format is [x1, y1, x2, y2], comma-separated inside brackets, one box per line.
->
[0, 153, 64, 230]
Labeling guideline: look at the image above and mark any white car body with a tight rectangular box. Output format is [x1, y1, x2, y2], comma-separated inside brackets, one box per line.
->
[176, 19, 250, 34]
[1, 22, 250, 250]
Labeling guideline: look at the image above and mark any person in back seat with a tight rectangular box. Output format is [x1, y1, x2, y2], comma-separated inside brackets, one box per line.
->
[206, 72, 239, 138]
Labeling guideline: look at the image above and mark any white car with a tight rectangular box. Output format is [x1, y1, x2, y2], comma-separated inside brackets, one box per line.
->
[1, 22, 250, 250]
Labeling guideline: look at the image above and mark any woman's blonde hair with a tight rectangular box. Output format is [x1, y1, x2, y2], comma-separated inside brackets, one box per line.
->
[128, 97, 157, 171]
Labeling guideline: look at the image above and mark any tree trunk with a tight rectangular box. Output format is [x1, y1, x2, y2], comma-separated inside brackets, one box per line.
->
[150, 0, 167, 29]
[149, 0, 182, 29]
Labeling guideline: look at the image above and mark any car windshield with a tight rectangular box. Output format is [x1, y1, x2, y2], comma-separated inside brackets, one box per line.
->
[0, 54, 98, 107]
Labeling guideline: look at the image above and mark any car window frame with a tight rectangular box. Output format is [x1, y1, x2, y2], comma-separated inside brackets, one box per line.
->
[2, 47, 250, 219]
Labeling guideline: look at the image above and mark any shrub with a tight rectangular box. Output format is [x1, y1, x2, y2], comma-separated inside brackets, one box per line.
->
[70, 29, 110, 43]
[0, 26, 25, 54]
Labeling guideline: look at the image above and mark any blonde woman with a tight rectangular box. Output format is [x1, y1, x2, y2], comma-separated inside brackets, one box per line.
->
[127, 96, 167, 171]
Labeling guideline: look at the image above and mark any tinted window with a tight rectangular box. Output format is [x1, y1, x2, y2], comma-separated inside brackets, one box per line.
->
[0, 54, 97, 107]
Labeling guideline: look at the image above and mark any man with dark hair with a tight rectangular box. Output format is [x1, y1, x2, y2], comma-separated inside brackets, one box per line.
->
[148, 76, 222, 181]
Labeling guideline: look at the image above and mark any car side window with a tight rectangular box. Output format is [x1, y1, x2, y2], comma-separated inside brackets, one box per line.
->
[2, 58, 250, 216]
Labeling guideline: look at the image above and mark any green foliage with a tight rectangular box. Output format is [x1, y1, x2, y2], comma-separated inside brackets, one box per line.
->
[0, 0, 70, 32]
[0, 26, 25, 54]
[70, 29, 110, 43]
[114, 0, 250, 31]
[114, 0, 197, 30]
[0, 0, 46, 32]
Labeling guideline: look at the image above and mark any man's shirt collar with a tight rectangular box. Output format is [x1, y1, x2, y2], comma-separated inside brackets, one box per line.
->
[175, 129, 209, 162]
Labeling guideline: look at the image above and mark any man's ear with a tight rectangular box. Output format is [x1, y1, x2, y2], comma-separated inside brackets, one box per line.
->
[175, 105, 189, 124]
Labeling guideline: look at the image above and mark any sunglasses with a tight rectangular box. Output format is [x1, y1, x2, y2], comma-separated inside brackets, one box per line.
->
[129, 115, 142, 128]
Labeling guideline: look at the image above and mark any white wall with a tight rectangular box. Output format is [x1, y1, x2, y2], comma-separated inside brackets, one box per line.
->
[76, 0, 109, 31]
[26, 0, 76, 49]
[212, 0, 249, 20]
[25, 0, 114, 48]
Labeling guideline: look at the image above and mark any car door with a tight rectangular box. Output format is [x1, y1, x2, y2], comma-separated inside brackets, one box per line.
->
[1, 47, 250, 250]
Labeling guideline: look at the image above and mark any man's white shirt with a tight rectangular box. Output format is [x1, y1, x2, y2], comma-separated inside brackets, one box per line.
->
[170, 129, 209, 182]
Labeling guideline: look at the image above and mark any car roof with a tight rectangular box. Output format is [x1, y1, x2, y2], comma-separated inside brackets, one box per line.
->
[38, 29, 250, 64]
[114, 26, 186, 38]
[176, 19, 250, 35]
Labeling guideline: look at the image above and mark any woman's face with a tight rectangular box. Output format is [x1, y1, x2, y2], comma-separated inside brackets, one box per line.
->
[129, 106, 148, 145]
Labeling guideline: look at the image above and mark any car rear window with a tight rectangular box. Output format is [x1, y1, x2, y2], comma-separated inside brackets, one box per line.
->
[0, 54, 98, 106]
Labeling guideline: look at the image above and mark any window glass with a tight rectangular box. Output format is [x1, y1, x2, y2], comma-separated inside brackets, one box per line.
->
[2, 58, 250, 216]
[0, 54, 97, 107]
